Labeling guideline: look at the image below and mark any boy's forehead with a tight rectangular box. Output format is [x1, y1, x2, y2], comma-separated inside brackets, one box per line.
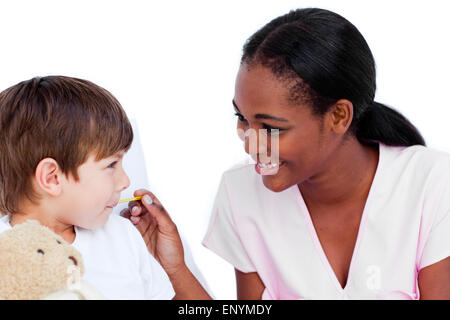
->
[88, 149, 126, 163]
[103, 150, 126, 160]
[111, 150, 126, 157]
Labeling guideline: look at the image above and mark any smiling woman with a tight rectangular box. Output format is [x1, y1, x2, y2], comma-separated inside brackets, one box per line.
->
[122, 7, 450, 300]
[199, 8, 450, 299]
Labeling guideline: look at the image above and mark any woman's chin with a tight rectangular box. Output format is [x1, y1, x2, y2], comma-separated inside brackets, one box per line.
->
[261, 175, 290, 193]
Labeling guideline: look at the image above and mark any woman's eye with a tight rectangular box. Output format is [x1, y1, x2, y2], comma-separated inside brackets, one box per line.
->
[262, 124, 282, 132]
[234, 112, 246, 122]
[234, 113, 284, 132]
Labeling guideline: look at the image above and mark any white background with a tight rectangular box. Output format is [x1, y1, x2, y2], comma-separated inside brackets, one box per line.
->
[1, 0, 449, 299]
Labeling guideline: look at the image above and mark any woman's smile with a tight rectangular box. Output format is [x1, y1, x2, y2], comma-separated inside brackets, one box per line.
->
[255, 160, 286, 175]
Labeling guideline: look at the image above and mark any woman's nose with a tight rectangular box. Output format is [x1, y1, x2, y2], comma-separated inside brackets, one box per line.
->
[243, 128, 270, 163]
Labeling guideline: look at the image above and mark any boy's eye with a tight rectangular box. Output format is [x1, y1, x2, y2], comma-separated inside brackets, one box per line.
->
[108, 161, 118, 168]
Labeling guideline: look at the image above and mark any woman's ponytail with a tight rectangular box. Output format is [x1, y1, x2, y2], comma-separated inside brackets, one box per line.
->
[356, 102, 426, 147]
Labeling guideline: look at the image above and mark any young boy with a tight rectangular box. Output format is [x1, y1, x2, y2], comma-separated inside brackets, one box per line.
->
[0, 76, 175, 299]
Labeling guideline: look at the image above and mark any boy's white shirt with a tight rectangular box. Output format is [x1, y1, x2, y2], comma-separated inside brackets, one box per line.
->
[0, 213, 175, 300]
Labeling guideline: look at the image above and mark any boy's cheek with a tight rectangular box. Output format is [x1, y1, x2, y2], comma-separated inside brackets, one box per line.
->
[60, 178, 114, 226]
[60, 196, 101, 222]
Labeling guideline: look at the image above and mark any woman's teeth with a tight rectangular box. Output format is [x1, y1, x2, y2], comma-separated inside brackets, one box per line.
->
[255, 160, 284, 176]
[258, 162, 280, 169]
[258, 161, 282, 168]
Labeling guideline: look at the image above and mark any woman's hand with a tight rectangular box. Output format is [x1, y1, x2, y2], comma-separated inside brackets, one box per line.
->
[121, 189, 212, 299]
[120, 189, 185, 276]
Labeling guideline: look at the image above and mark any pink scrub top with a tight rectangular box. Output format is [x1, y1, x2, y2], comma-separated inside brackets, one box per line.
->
[202, 143, 450, 299]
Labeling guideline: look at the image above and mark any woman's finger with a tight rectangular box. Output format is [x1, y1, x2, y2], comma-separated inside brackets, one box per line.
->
[131, 205, 142, 217]
[133, 188, 152, 198]
[120, 208, 131, 219]
[140, 192, 177, 234]
[122, 189, 177, 231]
[130, 216, 141, 224]
[120, 208, 140, 225]
[128, 200, 143, 216]
[135, 209, 154, 238]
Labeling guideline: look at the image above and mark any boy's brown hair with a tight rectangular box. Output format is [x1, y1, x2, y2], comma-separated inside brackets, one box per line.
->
[0, 76, 133, 214]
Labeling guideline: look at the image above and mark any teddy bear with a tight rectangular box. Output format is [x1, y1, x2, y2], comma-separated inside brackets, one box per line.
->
[0, 219, 104, 300]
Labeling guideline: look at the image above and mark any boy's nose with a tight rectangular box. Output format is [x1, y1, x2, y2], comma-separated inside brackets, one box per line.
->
[117, 168, 130, 191]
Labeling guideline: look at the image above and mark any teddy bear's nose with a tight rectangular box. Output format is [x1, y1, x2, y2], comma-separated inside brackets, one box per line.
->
[68, 256, 78, 266]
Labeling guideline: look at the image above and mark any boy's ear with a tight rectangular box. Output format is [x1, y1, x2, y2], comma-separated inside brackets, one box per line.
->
[34, 158, 63, 197]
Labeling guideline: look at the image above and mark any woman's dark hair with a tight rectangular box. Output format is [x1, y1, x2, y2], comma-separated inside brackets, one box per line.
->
[241, 8, 425, 147]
